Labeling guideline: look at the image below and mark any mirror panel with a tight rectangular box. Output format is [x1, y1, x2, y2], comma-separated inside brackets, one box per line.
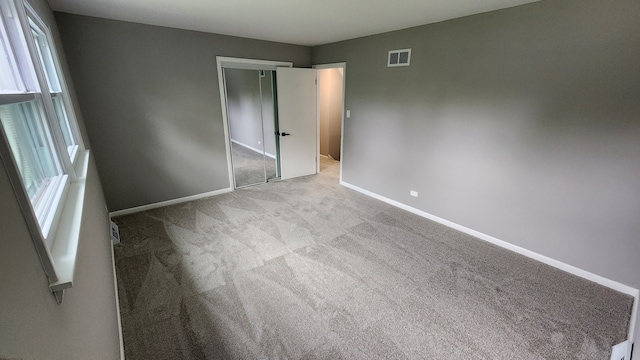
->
[224, 68, 279, 188]
[224, 68, 267, 188]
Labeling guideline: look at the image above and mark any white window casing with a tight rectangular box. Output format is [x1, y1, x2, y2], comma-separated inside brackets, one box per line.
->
[0, 0, 89, 302]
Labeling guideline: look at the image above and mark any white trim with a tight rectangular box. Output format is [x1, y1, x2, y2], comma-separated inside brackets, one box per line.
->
[314, 69, 320, 174]
[340, 180, 640, 299]
[217, 57, 291, 71]
[628, 290, 639, 358]
[110, 242, 125, 360]
[0, 93, 36, 105]
[231, 138, 276, 159]
[48, 150, 90, 292]
[41, 174, 69, 247]
[217, 60, 235, 191]
[313, 62, 346, 183]
[216, 57, 293, 191]
[108, 187, 232, 218]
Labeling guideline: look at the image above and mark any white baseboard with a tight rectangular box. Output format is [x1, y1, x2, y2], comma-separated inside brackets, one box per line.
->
[340, 180, 639, 343]
[231, 139, 276, 159]
[109, 188, 233, 218]
[629, 289, 639, 354]
[110, 242, 125, 360]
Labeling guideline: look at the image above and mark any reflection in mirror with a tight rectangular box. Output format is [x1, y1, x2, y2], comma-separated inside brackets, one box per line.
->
[224, 68, 279, 188]
[230, 141, 265, 187]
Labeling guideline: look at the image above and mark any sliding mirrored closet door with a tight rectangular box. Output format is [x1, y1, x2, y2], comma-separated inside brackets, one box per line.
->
[223, 68, 278, 188]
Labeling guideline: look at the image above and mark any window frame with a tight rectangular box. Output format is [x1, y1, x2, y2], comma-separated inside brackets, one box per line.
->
[0, 0, 89, 303]
[25, 7, 83, 161]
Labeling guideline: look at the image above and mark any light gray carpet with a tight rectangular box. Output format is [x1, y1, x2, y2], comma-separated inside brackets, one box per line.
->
[113, 157, 633, 360]
[231, 142, 277, 188]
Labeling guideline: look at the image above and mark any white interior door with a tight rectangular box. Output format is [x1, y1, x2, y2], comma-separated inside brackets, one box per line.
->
[277, 67, 317, 180]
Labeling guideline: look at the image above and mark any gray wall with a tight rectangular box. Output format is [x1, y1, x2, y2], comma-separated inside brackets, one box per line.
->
[312, 0, 640, 340]
[0, 1, 121, 359]
[55, 13, 310, 211]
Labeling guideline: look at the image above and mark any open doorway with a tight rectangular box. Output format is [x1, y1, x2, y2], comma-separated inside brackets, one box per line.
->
[315, 63, 346, 180]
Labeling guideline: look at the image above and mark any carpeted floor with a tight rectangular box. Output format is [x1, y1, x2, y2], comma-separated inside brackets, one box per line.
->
[113, 157, 633, 360]
[231, 142, 277, 188]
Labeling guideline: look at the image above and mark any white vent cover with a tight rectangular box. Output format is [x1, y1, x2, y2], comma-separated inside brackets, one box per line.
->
[388, 48, 411, 67]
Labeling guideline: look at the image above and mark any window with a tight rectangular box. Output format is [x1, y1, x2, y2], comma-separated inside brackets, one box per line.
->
[0, 0, 88, 302]
[0, 100, 67, 234]
[29, 17, 79, 160]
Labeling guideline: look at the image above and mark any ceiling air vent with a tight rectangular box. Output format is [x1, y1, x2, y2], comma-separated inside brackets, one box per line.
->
[388, 48, 411, 67]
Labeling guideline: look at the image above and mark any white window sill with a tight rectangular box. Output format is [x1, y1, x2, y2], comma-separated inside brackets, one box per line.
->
[48, 149, 90, 293]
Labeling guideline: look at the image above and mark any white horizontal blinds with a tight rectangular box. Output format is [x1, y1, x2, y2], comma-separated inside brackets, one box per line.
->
[0, 5, 26, 93]
[0, 1, 38, 92]
[0, 100, 63, 225]
[0, 36, 22, 92]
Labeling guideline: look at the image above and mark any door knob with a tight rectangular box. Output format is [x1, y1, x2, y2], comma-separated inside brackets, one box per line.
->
[281, 132, 291, 136]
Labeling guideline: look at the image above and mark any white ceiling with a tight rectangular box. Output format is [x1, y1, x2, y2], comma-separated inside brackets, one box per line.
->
[47, 0, 540, 46]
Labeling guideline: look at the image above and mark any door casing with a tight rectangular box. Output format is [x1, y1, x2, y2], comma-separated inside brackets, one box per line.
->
[313, 62, 346, 183]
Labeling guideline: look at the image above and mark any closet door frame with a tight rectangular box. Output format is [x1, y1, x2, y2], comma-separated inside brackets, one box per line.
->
[216, 57, 292, 189]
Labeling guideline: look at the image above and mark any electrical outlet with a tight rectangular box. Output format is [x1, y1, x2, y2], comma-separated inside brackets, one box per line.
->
[110, 220, 121, 244]
[611, 340, 630, 360]
[346, 110, 351, 118]
[410, 190, 418, 197]
[258, 141, 261, 145]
